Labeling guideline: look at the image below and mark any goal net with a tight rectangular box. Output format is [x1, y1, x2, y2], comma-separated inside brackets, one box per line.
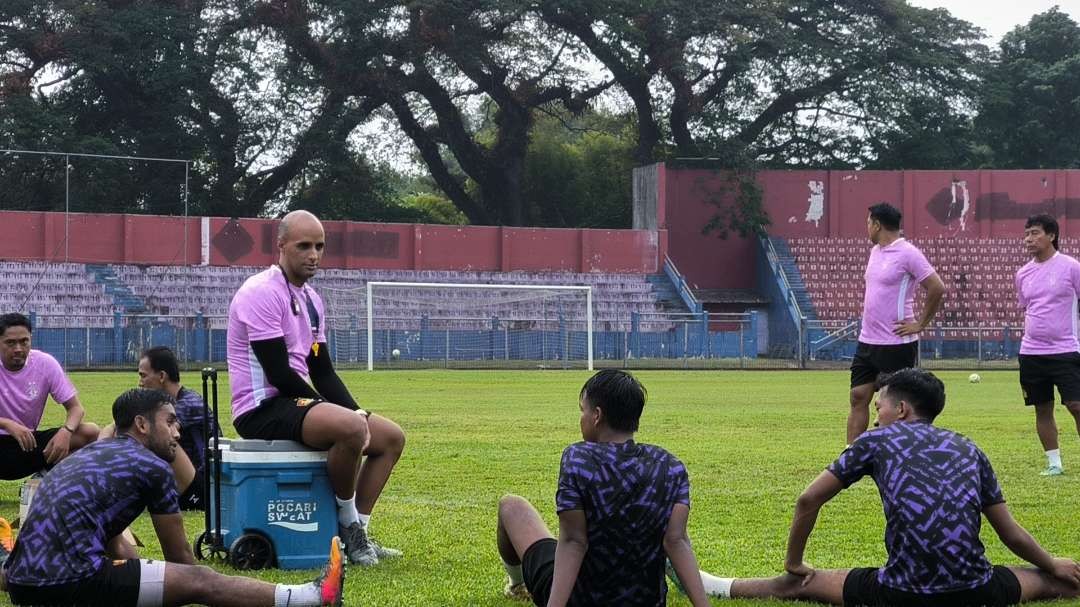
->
[346, 281, 594, 370]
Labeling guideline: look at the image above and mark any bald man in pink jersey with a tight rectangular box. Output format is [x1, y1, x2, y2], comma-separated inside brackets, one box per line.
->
[1015, 213, 1080, 477]
[846, 203, 946, 445]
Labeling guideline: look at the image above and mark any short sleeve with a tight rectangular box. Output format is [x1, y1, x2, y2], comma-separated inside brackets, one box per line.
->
[827, 434, 877, 487]
[906, 246, 935, 283]
[234, 285, 288, 341]
[42, 354, 77, 404]
[671, 458, 690, 507]
[146, 460, 181, 515]
[174, 390, 205, 430]
[1015, 270, 1027, 308]
[976, 449, 1005, 508]
[555, 446, 584, 513]
[1071, 260, 1080, 300]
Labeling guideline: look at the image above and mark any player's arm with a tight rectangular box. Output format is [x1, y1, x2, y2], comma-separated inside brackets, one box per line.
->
[663, 503, 710, 607]
[0, 417, 37, 451]
[42, 395, 87, 464]
[984, 502, 1080, 586]
[306, 344, 359, 410]
[546, 509, 588, 607]
[895, 272, 946, 336]
[249, 337, 321, 399]
[784, 470, 844, 578]
[151, 512, 197, 565]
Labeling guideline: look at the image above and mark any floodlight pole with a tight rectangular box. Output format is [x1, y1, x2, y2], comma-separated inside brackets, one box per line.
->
[65, 155, 71, 262]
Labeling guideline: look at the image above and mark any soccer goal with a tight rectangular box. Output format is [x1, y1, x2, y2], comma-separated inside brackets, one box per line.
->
[362, 281, 593, 370]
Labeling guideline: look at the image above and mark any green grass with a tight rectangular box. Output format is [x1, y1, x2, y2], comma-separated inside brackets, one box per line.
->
[6, 370, 1080, 606]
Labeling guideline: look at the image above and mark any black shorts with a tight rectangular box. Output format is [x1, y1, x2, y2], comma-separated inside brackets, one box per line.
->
[233, 396, 327, 442]
[521, 538, 557, 607]
[178, 469, 206, 511]
[7, 558, 144, 607]
[1018, 352, 1080, 405]
[843, 566, 1021, 607]
[850, 342, 919, 388]
[0, 427, 61, 481]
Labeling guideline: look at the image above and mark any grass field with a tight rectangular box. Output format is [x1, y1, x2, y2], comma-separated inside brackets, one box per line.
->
[4, 369, 1080, 606]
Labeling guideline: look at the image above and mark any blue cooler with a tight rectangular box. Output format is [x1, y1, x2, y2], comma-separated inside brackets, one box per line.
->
[210, 439, 336, 570]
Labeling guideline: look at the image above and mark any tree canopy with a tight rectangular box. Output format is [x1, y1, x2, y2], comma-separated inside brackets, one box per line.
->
[1, 1, 1073, 226]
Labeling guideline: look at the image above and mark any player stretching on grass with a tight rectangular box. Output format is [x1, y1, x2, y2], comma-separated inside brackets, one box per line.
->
[846, 203, 945, 444]
[1015, 214, 1080, 476]
[0, 388, 344, 607]
[683, 368, 1080, 606]
[495, 369, 710, 607]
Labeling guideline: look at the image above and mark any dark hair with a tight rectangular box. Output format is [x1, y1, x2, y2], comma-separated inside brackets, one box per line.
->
[113, 388, 175, 432]
[877, 368, 945, 421]
[142, 346, 180, 383]
[868, 203, 902, 231]
[580, 369, 647, 433]
[0, 313, 32, 336]
[1025, 213, 1059, 250]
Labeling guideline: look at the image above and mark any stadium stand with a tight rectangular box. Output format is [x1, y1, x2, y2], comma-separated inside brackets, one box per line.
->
[786, 236, 1054, 328]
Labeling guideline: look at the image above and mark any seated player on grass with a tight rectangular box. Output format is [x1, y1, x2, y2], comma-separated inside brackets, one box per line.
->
[100, 346, 219, 511]
[495, 369, 710, 607]
[0, 312, 99, 480]
[0, 388, 345, 607]
[683, 368, 1080, 607]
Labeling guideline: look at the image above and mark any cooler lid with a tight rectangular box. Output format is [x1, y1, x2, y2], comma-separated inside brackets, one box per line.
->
[229, 439, 318, 453]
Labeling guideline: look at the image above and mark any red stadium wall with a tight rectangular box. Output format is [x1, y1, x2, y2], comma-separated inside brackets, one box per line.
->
[660, 166, 1080, 289]
[0, 211, 663, 274]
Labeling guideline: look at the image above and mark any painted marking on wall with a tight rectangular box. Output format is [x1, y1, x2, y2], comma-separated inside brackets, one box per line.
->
[806, 181, 825, 227]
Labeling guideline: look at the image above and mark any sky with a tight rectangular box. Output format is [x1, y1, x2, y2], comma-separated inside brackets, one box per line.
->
[909, 0, 1080, 42]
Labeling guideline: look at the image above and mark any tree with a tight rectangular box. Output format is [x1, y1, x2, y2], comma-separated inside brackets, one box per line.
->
[976, 7, 1080, 168]
[540, 0, 986, 167]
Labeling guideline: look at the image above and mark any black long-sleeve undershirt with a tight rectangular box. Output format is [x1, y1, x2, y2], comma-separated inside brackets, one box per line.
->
[249, 337, 321, 400]
[307, 343, 359, 410]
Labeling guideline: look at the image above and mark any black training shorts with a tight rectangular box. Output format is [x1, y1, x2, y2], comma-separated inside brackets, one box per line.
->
[0, 427, 62, 481]
[7, 558, 142, 607]
[842, 566, 1021, 607]
[521, 537, 557, 607]
[1018, 352, 1080, 406]
[850, 341, 919, 389]
[233, 396, 326, 443]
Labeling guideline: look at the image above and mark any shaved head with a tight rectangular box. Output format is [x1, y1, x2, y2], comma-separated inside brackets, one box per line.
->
[278, 210, 322, 243]
[276, 210, 326, 286]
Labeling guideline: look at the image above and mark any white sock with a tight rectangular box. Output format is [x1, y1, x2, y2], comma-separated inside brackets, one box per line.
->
[274, 582, 321, 607]
[701, 571, 734, 598]
[1047, 449, 1063, 469]
[357, 512, 371, 530]
[335, 495, 359, 527]
[502, 560, 524, 586]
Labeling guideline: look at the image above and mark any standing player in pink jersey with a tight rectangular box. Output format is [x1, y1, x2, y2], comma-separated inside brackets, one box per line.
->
[1015, 214, 1080, 477]
[0, 312, 99, 480]
[846, 203, 946, 444]
[227, 210, 406, 567]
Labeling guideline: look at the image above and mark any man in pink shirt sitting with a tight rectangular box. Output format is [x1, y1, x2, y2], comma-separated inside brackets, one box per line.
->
[1015, 214, 1080, 476]
[0, 313, 99, 480]
[846, 203, 946, 445]
[227, 210, 406, 567]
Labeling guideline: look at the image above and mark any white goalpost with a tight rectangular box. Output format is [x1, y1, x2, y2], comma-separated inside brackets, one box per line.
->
[364, 281, 593, 371]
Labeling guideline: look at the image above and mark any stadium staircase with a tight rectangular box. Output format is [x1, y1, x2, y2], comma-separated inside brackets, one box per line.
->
[85, 264, 146, 313]
[645, 273, 693, 314]
[768, 237, 817, 321]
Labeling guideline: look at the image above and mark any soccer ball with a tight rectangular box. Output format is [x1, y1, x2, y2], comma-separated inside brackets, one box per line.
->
[968, 373, 981, 384]
[391, 348, 401, 360]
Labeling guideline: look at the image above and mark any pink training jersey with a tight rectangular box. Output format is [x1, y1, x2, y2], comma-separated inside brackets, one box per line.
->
[0, 350, 77, 434]
[226, 265, 327, 420]
[1016, 252, 1080, 355]
[859, 238, 936, 345]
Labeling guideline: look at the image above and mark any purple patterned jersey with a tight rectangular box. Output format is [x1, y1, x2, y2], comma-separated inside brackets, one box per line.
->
[828, 420, 1004, 593]
[3, 435, 179, 587]
[555, 440, 690, 606]
[175, 386, 217, 477]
